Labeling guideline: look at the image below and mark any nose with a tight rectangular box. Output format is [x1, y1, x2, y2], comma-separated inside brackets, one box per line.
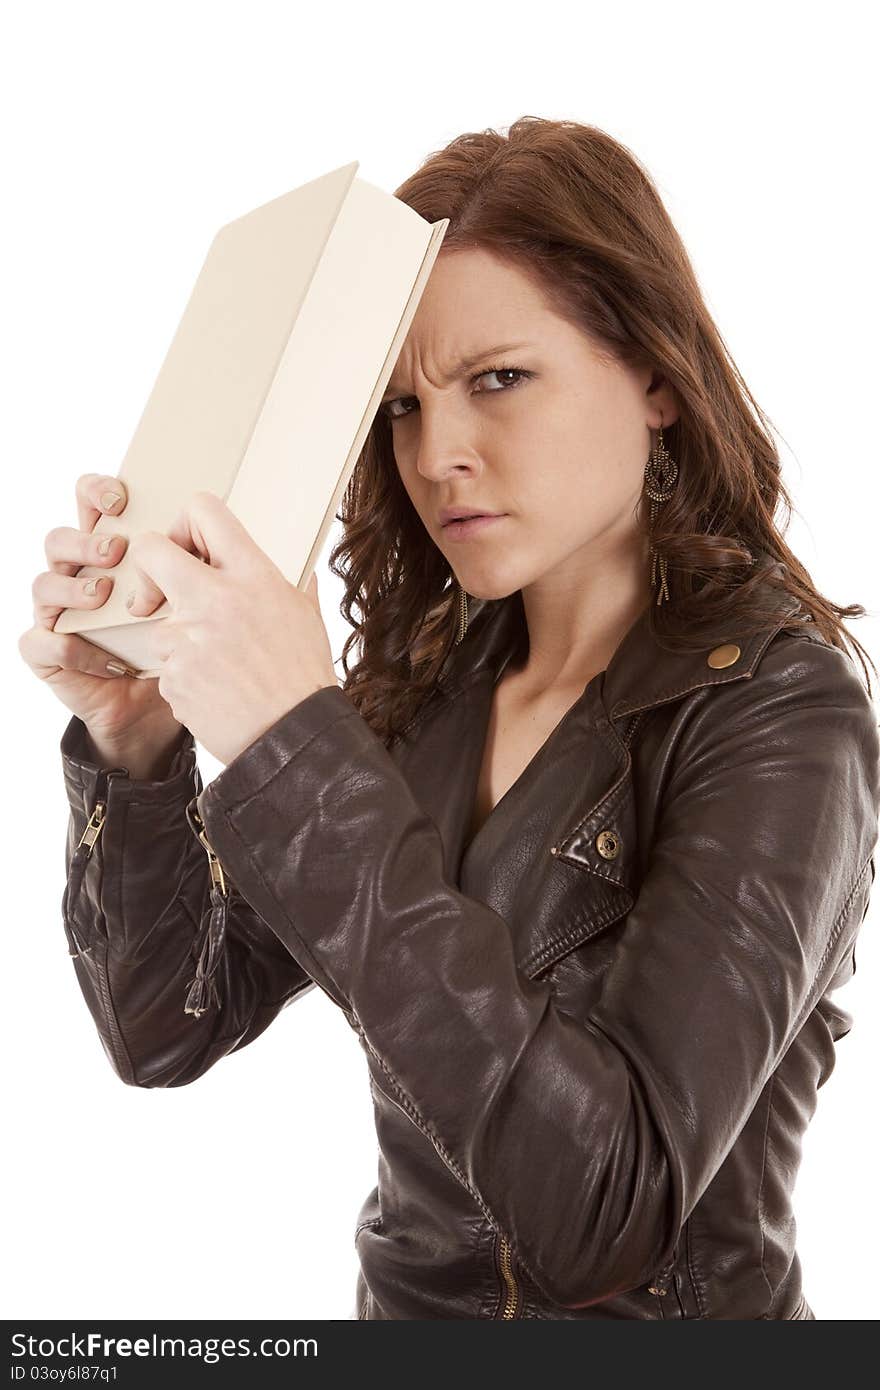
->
[411, 403, 481, 484]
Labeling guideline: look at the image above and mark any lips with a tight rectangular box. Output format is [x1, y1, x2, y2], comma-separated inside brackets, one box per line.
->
[439, 509, 502, 527]
[441, 513, 507, 540]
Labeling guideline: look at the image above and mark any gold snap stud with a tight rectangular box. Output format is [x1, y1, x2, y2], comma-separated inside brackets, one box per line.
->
[595, 829, 621, 860]
[707, 643, 741, 669]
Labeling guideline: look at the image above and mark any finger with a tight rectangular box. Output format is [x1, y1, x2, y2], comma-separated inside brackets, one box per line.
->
[19, 622, 135, 681]
[125, 528, 212, 617]
[125, 490, 256, 615]
[75, 473, 128, 537]
[124, 542, 174, 618]
[44, 524, 129, 579]
[165, 490, 265, 576]
[32, 567, 115, 630]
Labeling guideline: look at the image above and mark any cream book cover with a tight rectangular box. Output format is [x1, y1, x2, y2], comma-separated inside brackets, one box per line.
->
[54, 161, 449, 677]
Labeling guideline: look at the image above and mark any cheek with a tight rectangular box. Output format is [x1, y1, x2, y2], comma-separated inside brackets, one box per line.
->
[517, 456, 639, 559]
[394, 463, 435, 535]
[392, 437, 422, 490]
[389, 444, 417, 497]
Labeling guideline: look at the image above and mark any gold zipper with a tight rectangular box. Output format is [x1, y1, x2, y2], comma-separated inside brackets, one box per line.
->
[647, 1267, 673, 1297]
[648, 1252, 679, 1315]
[66, 799, 108, 958]
[76, 800, 107, 852]
[496, 1234, 521, 1318]
[67, 797, 108, 954]
[183, 798, 235, 1018]
[187, 800, 233, 896]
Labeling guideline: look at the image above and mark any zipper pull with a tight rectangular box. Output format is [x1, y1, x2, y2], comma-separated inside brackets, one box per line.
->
[185, 797, 234, 895]
[76, 799, 107, 853]
[648, 1257, 676, 1297]
[74, 761, 129, 855]
[64, 913, 92, 959]
[183, 796, 233, 1018]
[183, 882, 230, 1018]
[66, 799, 107, 953]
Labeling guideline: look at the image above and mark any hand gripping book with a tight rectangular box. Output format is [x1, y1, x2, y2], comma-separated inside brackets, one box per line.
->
[53, 161, 449, 677]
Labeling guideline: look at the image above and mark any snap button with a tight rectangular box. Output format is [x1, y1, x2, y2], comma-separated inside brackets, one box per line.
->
[595, 828, 621, 860]
[707, 642, 741, 669]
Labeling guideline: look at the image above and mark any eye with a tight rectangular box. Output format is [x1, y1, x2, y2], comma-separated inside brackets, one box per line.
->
[380, 365, 533, 422]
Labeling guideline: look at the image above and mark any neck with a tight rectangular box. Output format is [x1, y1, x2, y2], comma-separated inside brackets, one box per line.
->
[515, 535, 652, 694]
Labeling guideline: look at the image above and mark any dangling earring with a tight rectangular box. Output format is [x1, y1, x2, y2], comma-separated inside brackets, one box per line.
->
[454, 581, 469, 645]
[643, 422, 679, 605]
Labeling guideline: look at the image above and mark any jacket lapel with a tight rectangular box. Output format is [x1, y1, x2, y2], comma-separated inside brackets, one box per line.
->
[389, 567, 804, 979]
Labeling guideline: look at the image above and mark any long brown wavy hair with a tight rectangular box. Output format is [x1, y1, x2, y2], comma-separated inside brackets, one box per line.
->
[329, 117, 876, 745]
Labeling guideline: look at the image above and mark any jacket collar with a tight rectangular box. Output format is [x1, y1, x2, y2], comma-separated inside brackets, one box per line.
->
[438, 559, 804, 729]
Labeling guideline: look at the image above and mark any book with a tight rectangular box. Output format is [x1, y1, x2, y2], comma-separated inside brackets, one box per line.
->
[54, 161, 449, 678]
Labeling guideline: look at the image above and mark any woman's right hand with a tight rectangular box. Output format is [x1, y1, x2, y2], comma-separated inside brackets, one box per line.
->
[18, 472, 184, 746]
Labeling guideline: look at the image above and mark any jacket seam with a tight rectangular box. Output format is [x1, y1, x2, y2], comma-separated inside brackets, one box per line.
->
[612, 668, 752, 719]
[788, 854, 873, 1040]
[94, 940, 137, 1085]
[756, 1071, 776, 1307]
[620, 709, 649, 750]
[525, 897, 632, 977]
[684, 1216, 705, 1318]
[93, 792, 137, 1085]
[355, 1217, 383, 1239]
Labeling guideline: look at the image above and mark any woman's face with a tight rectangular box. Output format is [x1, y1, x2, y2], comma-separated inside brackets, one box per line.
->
[382, 246, 679, 601]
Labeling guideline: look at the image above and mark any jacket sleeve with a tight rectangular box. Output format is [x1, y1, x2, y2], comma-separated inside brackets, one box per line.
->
[60, 712, 315, 1088]
[191, 634, 880, 1308]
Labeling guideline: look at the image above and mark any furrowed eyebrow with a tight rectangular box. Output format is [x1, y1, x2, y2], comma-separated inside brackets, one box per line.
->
[381, 342, 534, 403]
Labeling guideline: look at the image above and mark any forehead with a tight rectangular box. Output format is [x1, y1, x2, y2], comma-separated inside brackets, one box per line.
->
[410, 246, 551, 338]
[385, 248, 556, 394]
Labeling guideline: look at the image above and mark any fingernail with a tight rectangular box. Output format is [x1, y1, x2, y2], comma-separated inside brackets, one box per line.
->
[97, 534, 124, 556]
[105, 660, 128, 676]
[125, 589, 136, 609]
[101, 490, 123, 511]
[83, 576, 102, 595]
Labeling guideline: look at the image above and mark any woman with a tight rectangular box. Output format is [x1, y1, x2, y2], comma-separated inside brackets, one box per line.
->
[23, 118, 880, 1319]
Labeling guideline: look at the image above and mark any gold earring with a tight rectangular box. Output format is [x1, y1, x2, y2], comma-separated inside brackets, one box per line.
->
[643, 423, 679, 605]
[454, 582, 469, 644]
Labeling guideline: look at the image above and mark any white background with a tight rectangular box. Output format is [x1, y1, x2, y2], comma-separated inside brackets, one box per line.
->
[3, 0, 877, 1322]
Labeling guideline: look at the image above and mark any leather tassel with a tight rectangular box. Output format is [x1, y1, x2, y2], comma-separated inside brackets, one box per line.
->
[183, 883, 230, 1018]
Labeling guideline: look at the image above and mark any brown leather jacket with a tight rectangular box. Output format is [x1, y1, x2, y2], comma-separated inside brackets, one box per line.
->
[59, 565, 880, 1320]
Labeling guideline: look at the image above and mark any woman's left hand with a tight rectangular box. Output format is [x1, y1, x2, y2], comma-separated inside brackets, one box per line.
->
[124, 490, 339, 766]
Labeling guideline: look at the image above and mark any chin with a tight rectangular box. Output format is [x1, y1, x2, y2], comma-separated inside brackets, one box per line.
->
[456, 575, 522, 603]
